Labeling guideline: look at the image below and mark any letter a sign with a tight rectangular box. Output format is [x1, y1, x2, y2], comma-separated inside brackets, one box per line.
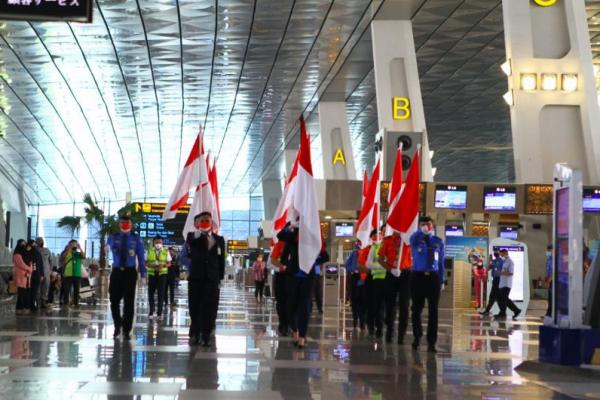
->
[332, 148, 346, 165]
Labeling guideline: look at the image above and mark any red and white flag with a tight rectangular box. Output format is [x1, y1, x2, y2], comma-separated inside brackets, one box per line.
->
[163, 132, 202, 220]
[356, 157, 380, 249]
[181, 133, 217, 238]
[272, 152, 300, 240]
[291, 117, 321, 273]
[385, 145, 403, 236]
[387, 148, 420, 244]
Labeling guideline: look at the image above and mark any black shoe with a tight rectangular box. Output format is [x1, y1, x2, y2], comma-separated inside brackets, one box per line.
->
[412, 339, 420, 350]
[201, 335, 211, 347]
[397, 336, 404, 345]
[427, 345, 437, 353]
[123, 333, 131, 341]
[479, 310, 490, 316]
[113, 326, 121, 339]
[189, 336, 200, 346]
[512, 309, 521, 321]
[494, 314, 507, 320]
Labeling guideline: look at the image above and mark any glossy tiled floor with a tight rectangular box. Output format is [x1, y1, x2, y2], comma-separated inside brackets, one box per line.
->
[0, 282, 585, 399]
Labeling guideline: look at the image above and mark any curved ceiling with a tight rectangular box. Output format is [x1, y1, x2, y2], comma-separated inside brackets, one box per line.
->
[1, 0, 594, 205]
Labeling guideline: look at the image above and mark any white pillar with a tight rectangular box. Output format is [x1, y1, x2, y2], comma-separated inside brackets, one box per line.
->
[371, 19, 433, 181]
[318, 102, 356, 180]
[262, 179, 283, 221]
[503, 0, 600, 184]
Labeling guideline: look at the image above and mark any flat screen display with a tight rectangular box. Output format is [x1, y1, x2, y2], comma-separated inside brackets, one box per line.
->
[492, 245, 525, 301]
[583, 188, 600, 212]
[484, 186, 517, 211]
[445, 225, 464, 237]
[499, 226, 518, 240]
[555, 188, 570, 325]
[434, 185, 468, 209]
[335, 222, 354, 238]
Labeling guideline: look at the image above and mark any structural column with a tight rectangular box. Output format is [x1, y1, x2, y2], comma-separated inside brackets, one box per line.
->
[262, 179, 283, 221]
[318, 102, 356, 180]
[371, 19, 433, 181]
[503, 0, 600, 184]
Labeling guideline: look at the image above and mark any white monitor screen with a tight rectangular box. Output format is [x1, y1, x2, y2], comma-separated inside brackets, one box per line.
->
[484, 186, 517, 211]
[335, 223, 354, 237]
[500, 227, 518, 240]
[445, 226, 464, 237]
[583, 188, 600, 212]
[435, 185, 468, 209]
[493, 245, 525, 301]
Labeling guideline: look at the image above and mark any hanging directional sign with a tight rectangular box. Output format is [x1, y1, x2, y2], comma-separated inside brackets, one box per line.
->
[0, 0, 94, 23]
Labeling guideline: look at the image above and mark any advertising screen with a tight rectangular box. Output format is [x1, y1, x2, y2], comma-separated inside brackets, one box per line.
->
[445, 225, 464, 237]
[500, 226, 518, 240]
[583, 188, 600, 212]
[555, 188, 570, 324]
[492, 245, 525, 301]
[435, 185, 468, 209]
[484, 186, 517, 211]
[335, 222, 354, 238]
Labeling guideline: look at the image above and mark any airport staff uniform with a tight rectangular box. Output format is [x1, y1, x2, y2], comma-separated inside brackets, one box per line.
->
[498, 256, 521, 319]
[409, 230, 445, 348]
[270, 238, 288, 335]
[379, 234, 412, 344]
[359, 243, 386, 337]
[107, 232, 146, 336]
[345, 245, 367, 329]
[146, 247, 171, 317]
[186, 230, 225, 344]
[481, 256, 503, 314]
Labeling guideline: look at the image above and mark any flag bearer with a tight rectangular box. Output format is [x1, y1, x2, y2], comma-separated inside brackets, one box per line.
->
[146, 235, 171, 320]
[358, 229, 386, 338]
[107, 215, 146, 340]
[379, 230, 412, 344]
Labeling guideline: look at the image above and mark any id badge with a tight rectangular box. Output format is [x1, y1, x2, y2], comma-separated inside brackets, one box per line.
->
[129, 249, 135, 257]
[217, 247, 222, 256]
[434, 251, 439, 262]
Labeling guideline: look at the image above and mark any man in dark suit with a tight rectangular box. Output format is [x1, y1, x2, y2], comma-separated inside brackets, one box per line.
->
[186, 212, 225, 347]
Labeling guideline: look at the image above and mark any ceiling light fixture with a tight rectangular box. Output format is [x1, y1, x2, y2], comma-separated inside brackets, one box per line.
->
[562, 74, 578, 92]
[503, 90, 514, 106]
[541, 73, 558, 91]
[520, 73, 537, 91]
[501, 60, 512, 76]
[325, 215, 332, 220]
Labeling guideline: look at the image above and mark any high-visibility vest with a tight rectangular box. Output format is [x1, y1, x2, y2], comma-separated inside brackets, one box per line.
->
[146, 248, 169, 276]
[368, 243, 386, 280]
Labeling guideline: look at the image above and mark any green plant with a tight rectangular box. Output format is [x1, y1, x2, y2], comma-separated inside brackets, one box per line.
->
[56, 216, 82, 238]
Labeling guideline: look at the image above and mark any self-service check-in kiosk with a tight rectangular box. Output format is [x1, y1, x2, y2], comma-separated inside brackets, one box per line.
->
[322, 262, 346, 308]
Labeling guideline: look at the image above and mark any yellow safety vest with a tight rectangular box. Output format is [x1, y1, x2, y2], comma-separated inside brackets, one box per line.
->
[146, 248, 169, 276]
[368, 243, 386, 280]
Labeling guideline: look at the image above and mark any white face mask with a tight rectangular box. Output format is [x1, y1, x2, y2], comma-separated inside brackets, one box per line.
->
[546, 251, 552, 257]
[421, 226, 430, 234]
[154, 243, 163, 250]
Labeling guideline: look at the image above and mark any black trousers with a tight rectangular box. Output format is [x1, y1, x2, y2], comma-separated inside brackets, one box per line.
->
[350, 274, 367, 328]
[313, 275, 323, 312]
[385, 270, 411, 339]
[165, 274, 177, 305]
[63, 276, 81, 306]
[16, 287, 30, 311]
[286, 274, 313, 338]
[274, 272, 288, 333]
[483, 277, 500, 313]
[29, 271, 41, 310]
[47, 282, 58, 304]
[148, 274, 167, 316]
[255, 280, 265, 299]
[411, 272, 441, 346]
[109, 268, 138, 334]
[367, 276, 386, 334]
[498, 287, 520, 316]
[188, 279, 220, 341]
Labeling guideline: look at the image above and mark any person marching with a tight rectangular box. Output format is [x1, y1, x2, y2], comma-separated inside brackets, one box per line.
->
[358, 229, 386, 338]
[165, 247, 180, 308]
[345, 240, 367, 331]
[186, 212, 226, 347]
[269, 236, 289, 336]
[480, 251, 503, 316]
[146, 236, 171, 320]
[410, 216, 445, 353]
[107, 215, 147, 340]
[379, 230, 411, 344]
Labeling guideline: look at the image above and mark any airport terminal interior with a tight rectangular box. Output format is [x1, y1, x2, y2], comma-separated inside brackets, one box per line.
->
[2, 0, 600, 399]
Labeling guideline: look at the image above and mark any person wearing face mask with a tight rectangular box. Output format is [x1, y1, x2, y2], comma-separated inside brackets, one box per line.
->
[358, 228, 386, 339]
[13, 239, 32, 315]
[35, 238, 52, 309]
[479, 251, 504, 316]
[409, 216, 445, 353]
[107, 215, 147, 340]
[146, 236, 171, 320]
[186, 212, 226, 347]
[60, 239, 85, 309]
[495, 249, 521, 321]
